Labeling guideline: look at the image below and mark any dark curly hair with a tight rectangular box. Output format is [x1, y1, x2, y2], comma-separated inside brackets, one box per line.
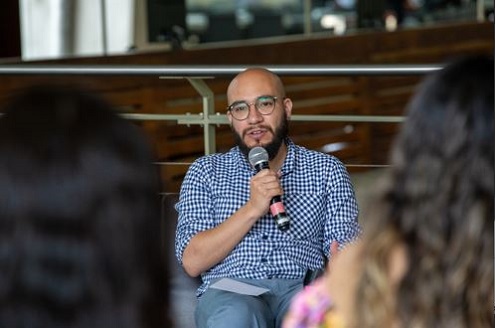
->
[356, 55, 494, 327]
[0, 85, 171, 327]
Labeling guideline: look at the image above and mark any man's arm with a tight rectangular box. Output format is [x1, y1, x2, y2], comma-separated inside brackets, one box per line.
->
[181, 203, 259, 277]
[323, 160, 361, 259]
[180, 168, 283, 277]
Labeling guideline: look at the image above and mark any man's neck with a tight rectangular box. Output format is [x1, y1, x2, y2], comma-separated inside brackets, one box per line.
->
[269, 142, 287, 172]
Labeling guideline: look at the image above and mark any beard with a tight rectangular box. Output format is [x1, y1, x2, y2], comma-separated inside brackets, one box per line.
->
[233, 113, 289, 161]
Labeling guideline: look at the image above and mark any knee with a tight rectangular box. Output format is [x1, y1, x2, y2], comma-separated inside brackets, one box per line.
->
[197, 296, 272, 328]
[220, 299, 259, 318]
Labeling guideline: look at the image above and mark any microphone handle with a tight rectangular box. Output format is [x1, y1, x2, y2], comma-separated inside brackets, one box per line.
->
[254, 162, 269, 171]
[270, 195, 290, 232]
[254, 161, 290, 231]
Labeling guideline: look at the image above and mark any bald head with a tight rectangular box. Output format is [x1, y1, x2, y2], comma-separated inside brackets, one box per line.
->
[227, 68, 286, 103]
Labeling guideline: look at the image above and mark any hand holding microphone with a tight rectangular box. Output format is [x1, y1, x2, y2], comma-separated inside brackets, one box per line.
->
[248, 147, 290, 232]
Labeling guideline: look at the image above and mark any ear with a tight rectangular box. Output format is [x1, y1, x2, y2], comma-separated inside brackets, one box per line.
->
[227, 111, 233, 125]
[283, 97, 293, 119]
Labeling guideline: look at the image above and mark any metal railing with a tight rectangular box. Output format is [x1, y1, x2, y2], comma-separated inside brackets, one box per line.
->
[0, 64, 441, 76]
[0, 64, 442, 154]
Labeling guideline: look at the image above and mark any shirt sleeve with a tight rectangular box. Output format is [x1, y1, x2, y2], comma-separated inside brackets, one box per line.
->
[322, 158, 361, 258]
[174, 158, 215, 264]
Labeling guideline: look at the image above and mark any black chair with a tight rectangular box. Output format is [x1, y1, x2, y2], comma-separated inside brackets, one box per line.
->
[246, 10, 285, 39]
[303, 256, 328, 286]
[162, 194, 201, 328]
[202, 13, 244, 42]
[356, 0, 386, 29]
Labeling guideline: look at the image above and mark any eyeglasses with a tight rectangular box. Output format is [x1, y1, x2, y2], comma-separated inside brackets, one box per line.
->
[227, 96, 278, 121]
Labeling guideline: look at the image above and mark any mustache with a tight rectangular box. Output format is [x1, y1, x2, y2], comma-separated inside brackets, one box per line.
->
[242, 125, 273, 137]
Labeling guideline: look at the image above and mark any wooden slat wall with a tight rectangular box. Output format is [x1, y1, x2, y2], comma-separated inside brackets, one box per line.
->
[0, 22, 492, 193]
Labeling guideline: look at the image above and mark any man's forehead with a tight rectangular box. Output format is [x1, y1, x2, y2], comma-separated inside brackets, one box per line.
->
[228, 75, 276, 99]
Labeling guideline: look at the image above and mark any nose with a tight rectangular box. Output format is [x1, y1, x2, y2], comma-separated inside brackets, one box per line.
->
[247, 103, 263, 123]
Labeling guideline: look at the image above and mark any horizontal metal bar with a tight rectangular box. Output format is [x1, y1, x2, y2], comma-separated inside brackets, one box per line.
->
[152, 162, 391, 169]
[290, 114, 405, 123]
[0, 64, 442, 76]
[124, 113, 404, 123]
[121, 113, 194, 121]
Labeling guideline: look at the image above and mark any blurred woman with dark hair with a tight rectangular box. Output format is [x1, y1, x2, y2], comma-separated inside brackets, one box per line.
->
[0, 85, 171, 328]
[285, 55, 494, 327]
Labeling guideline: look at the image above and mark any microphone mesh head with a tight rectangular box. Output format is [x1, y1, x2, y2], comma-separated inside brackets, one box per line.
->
[248, 147, 269, 168]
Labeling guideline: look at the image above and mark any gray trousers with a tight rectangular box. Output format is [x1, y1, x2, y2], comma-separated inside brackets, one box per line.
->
[195, 278, 304, 328]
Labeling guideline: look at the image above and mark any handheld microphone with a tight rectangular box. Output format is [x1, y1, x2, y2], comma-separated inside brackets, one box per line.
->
[248, 147, 290, 232]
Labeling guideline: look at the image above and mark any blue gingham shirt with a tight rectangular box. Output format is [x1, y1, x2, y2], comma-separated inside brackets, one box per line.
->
[175, 139, 360, 296]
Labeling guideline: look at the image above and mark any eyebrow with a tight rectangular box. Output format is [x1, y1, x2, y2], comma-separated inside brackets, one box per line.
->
[232, 95, 274, 104]
[256, 95, 274, 100]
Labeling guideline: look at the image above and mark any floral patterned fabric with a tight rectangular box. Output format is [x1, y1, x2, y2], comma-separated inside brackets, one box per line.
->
[283, 278, 345, 328]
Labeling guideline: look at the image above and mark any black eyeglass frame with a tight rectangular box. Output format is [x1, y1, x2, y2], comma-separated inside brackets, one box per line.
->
[226, 95, 280, 121]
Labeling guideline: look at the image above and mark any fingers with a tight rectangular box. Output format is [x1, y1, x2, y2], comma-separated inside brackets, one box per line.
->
[251, 169, 283, 198]
[330, 240, 339, 259]
[249, 169, 283, 215]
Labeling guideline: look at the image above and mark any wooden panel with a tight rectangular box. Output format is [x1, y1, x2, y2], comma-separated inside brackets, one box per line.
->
[0, 21, 492, 193]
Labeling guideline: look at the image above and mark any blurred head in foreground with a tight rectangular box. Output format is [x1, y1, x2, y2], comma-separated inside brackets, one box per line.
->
[329, 55, 494, 327]
[0, 85, 170, 327]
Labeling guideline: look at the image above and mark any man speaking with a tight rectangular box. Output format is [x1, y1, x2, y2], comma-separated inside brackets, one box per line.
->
[175, 67, 361, 328]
